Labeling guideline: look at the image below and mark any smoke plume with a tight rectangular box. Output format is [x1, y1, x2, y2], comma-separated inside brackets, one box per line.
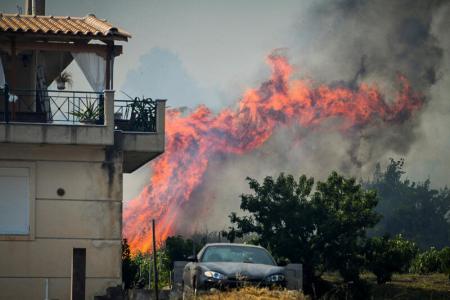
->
[123, 0, 450, 252]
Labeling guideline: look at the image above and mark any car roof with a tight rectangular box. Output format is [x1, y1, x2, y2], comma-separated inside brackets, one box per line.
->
[203, 243, 265, 249]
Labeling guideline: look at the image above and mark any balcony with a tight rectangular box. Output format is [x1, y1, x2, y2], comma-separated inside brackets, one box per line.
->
[0, 85, 165, 172]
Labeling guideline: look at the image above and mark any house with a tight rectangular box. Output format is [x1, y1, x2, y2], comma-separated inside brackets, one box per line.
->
[0, 1, 165, 299]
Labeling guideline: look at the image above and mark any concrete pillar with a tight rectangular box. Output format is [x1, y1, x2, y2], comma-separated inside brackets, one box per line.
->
[155, 99, 166, 134]
[103, 90, 115, 130]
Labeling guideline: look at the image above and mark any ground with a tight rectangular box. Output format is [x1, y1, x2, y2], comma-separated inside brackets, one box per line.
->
[324, 273, 450, 300]
[190, 273, 450, 300]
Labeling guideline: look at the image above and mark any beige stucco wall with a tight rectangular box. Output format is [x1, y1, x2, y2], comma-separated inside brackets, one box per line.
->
[0, 143, 123, 300]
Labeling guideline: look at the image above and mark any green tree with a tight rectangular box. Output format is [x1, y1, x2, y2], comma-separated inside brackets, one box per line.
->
[365, 235, 418, 284]
[366, 159, 450, 249]
[312, 172, 381, 282]
[439, 247, 450, 280]
[227, 172, 380, 292]
[165, 235, 203, 269]
[122, 239, 139, 289]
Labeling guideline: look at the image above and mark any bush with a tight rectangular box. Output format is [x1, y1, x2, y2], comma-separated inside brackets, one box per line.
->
[366, 235, 418, 284]
[121, 239, 171, 289]
[411, 247, 442, 274]
[122, 239, 139, 289]
[439, 247, 450, 280]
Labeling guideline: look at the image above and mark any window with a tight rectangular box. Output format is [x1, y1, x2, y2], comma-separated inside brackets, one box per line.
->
[0, 166, 32, 235]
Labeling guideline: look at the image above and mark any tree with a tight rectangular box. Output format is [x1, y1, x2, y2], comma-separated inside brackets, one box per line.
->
[312, 172, 381, 282]
[365, 235, 418, 284]
[165, 235, 203, 269]
[122, 239, 139, 289]
[366, 159, 450, 249]
[227, 171, 380, 292]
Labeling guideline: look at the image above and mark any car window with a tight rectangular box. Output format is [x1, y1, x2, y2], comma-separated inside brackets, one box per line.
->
[201, 245, 275, 265]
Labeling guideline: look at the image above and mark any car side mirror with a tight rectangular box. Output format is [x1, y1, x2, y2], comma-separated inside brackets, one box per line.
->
[277, 258, 289, 266]
[187, 255, 198, 262]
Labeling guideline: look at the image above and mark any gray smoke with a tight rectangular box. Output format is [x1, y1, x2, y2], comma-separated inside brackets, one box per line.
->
[174, 0, 450, 234]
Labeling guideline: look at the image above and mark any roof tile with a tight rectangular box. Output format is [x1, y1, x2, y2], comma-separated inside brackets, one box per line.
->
[0, 13, 130, 40]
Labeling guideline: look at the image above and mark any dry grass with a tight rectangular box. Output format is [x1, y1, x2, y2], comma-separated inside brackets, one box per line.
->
[197, 287, 307, 300]
[323, 272, 450, 300]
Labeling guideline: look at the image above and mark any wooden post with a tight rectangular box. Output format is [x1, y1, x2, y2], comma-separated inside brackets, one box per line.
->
[71, 248, 86, 300]
[152, 219, 159, 300]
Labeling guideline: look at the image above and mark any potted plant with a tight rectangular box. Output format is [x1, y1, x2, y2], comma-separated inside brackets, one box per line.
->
[128, 97, 156, 132]
[56, 71, 72, 90]
[70, 99, 100, 124]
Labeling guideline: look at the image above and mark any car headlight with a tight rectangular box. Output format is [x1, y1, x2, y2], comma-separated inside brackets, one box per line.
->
[265, 274, 285, 282]
[204, 271, 226, 280]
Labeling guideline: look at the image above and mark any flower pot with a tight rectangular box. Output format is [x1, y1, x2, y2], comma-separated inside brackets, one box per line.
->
[57, 81, 66, 90]
[114, 112, 122, 120]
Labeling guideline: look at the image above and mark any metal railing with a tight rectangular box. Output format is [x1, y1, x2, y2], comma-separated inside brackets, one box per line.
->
[0, 85, 158, 132]
[0, 84, 104, 125]
[114, 97, 157, 132]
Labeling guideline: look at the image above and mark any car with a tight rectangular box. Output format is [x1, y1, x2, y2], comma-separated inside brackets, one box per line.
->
[182, 243, 286, 296]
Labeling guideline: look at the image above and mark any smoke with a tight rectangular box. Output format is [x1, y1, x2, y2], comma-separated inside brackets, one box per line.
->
[174, 0, 450, 234]
[123, 0, 450, 248]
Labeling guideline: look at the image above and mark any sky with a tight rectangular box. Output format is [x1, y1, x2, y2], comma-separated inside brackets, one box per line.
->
[2, 0, 450, 204]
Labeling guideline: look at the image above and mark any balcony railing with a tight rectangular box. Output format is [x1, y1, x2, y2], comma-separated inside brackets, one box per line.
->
[0, 85, 158, 132]
[0, 85, 104, 125]
[114, 97, 157, 132]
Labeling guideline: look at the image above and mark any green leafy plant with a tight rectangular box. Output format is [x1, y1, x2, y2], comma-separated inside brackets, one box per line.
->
[366, 159, 450, 249]
[70, 99, 100, 123]
[56, 71, 73, 90]
[411, 247, 442, 274]
[438, 247, 450, 280]
[365, 235, 418, 284]
[128, 97, 156, 132]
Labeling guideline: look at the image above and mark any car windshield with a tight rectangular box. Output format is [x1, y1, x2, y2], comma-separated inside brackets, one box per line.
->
[201, 245, 275, 265]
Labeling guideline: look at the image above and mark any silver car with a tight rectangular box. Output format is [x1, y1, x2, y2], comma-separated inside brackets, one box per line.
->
[182, 243, 286, 296]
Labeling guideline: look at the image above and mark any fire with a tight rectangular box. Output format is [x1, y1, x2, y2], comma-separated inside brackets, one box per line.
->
[123, 53, 423, 254]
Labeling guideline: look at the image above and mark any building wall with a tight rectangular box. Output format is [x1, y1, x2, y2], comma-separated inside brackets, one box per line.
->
[0, 143, 123, 300]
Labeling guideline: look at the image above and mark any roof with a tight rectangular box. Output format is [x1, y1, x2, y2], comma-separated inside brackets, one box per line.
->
[0, 13, 131, 40]
[204, 243, 265, 248]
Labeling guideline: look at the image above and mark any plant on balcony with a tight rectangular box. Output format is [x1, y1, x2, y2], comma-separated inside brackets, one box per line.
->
[70, 99, 100, 124]
[56, 71, 73, 90]
[128, 97, 156, 132]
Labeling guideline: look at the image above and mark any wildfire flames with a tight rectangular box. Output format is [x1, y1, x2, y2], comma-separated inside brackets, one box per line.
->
[123, 53, 423, 253]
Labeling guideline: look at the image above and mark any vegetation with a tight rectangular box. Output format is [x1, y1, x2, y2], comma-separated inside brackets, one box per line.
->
[56, 71, 72, 90]
[366, 159, 450, 249]
[121, 239, 171, 289]
[226, 172, 380, 295]
[122, 160, 450, 299]
[128, 97, 156, 131]
[325, 273, 450, 300]
[411, 247, 450, 280]
[440, 247, 450, 280]
[365, 235, 418, 284]
[70, 98, 100, 123]
[197, 287, 307, 300]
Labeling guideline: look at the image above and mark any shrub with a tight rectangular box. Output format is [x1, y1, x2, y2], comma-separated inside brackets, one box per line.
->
[122, 239, 139, 289]
[411, 247, 442, 274]
[439, 247, 450, 280]
[366, 235, 418, 284]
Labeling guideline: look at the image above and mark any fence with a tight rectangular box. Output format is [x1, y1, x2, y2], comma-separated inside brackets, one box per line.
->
[0, 84, 104, 125]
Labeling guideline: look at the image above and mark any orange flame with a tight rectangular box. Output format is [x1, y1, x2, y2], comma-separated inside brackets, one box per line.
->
[123, 53, 423, 254]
